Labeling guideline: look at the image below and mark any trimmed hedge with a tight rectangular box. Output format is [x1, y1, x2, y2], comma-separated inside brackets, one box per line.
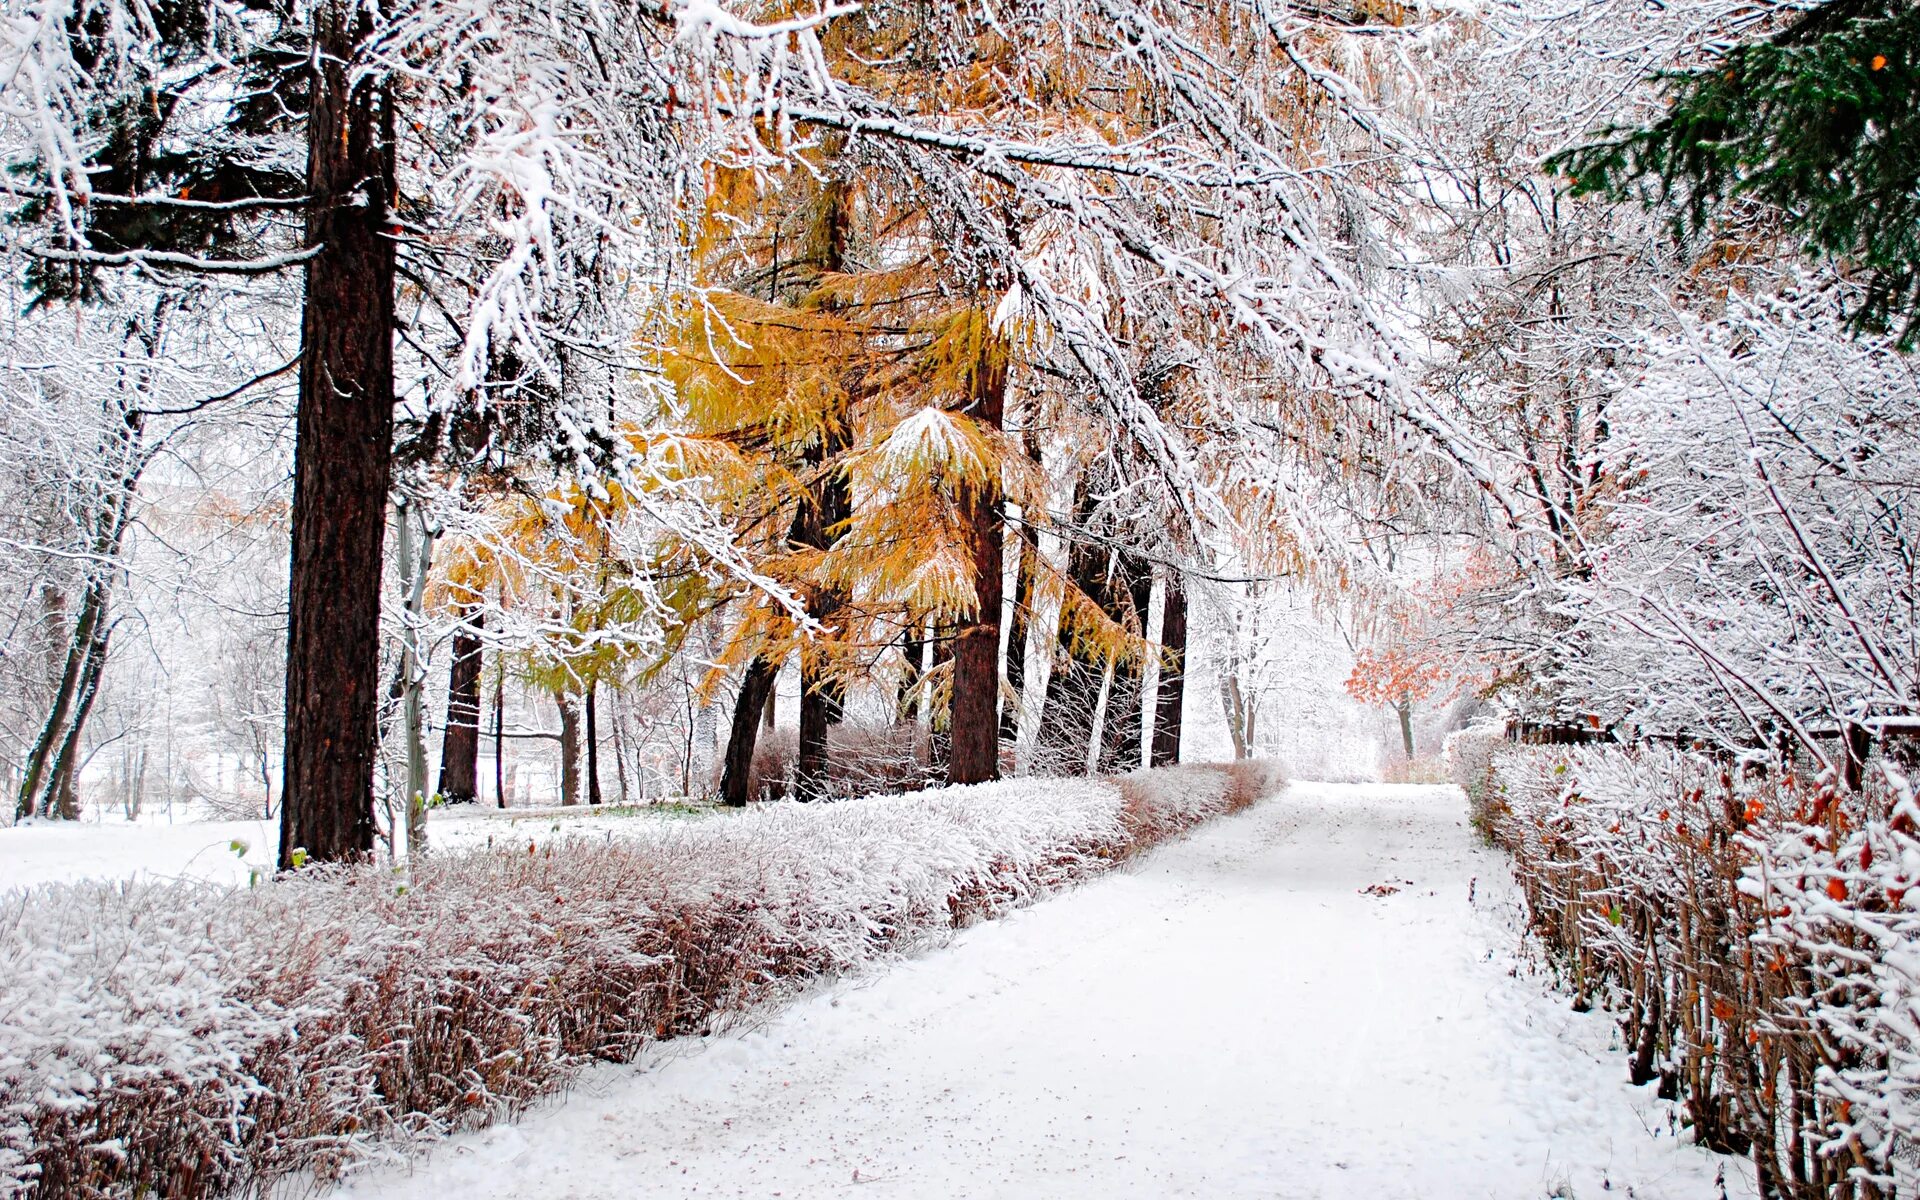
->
[0, 762, 1282, 1199]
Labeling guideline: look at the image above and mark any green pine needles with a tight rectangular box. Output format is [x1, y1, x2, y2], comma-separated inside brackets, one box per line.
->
[1552, 0, 1920, 347]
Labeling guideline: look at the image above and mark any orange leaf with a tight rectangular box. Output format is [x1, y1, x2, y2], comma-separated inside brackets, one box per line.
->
[1827, 878, 1849, 901]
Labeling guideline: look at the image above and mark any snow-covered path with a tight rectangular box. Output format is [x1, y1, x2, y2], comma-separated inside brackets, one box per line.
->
[336, 782, 1753, 1200]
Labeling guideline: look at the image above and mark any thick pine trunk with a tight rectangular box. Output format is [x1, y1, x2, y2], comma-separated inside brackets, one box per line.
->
[947, 337, 1008, 786]
[720, 656, 780, 806]
[278, 0, 396, 870]
[1150, 575, 1187, 767]
[796, 665, 831, 802]
[437, 609, 483, 803]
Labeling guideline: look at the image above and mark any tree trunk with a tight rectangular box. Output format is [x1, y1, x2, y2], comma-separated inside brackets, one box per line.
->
[792, 175, 853, 802]
[17, 399, 144, 821]
[1085, 653, 1117, 776]
[720, 656, 780, 806]
[610, 693, 631, 804]
[17, 583, 104, 819]
[947, 332, 1008, 786]
[556, 691, 583, 806]
[1001, 525, 1029, 742]
[1150, 575, 1187, 768]
[1397, 697, 1416, 760]
[45, 617, 110, 820]
[437, 609, 483, 803]
[797, 660, 831, 801]
[492, 661, 506, 808]
[1221, 669, 1249, 760]
[794, 447, 849, 801]
[396, 500, 433, 858]
[278, 0, 397, 870]
[1097, 554, 1152, 773]
[586, 681, 603, 806]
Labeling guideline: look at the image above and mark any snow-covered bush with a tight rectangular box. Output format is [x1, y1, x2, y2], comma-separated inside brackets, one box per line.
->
[1487, 744, 1920, 1198]
[0, 762, 1280, 1199]
[1442, 725, 1505, 840]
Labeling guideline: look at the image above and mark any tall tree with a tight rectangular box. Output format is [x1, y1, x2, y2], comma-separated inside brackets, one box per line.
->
[947, 323, 1009, 785]
[1554, 0, 1920, 346]
[278, 0, 397, 867]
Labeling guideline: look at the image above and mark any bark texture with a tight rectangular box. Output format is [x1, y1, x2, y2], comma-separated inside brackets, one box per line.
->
[1150, 575, 1187, 768]
[279, 0, 396, 869]
[720, 656, 781, 806]
[437, 609, 483, 803]
[947, 337, 1008, 786]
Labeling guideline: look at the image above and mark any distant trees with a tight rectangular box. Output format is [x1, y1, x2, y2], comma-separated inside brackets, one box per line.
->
[0, 0, 845, 848]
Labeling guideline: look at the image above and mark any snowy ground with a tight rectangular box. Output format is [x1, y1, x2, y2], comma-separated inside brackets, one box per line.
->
[0, 801, 716, 891]
[329, 782, 1755, 1200]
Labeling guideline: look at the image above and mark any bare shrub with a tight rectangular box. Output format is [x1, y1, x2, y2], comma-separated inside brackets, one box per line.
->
[1486, 744, 1920, 1198]
[0, 762, 1283, 1199]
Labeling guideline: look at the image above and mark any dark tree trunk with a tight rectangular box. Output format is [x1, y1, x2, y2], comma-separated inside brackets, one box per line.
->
[586, 681, 603, 806]
[796, 665, 831, 802]
[1098, 554, 1153, 773]
[948, 338, 1008, 786]
[436, 609, 483, 804]
[897, 627, 926, 721]
[1843, 721, 1872, 792]
[17, 401, 143, 821]
[793, 175, 853, 802]
[1037, 476, 1129, 775]
[278, 0, 396, 870]
[794, 449, 850, 801]
[721, 656, 780, 806]
[1150, 574, 1187, 768]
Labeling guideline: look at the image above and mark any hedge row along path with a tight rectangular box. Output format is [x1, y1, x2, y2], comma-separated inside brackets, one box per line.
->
[335, 782, 1756, 1199]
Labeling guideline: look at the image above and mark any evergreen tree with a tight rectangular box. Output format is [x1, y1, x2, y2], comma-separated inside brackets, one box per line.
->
[1553, 0, 1920, 346]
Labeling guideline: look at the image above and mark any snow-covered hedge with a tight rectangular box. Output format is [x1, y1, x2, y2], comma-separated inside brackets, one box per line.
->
[1484, 744, 1920, 1198]
[1442, 725, 1505, 840]
[0, 762, 1281, 1199]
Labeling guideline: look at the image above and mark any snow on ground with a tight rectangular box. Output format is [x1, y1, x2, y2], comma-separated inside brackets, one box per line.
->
[330, 782, 1755, 1200]
[0, 802, 717, 892]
